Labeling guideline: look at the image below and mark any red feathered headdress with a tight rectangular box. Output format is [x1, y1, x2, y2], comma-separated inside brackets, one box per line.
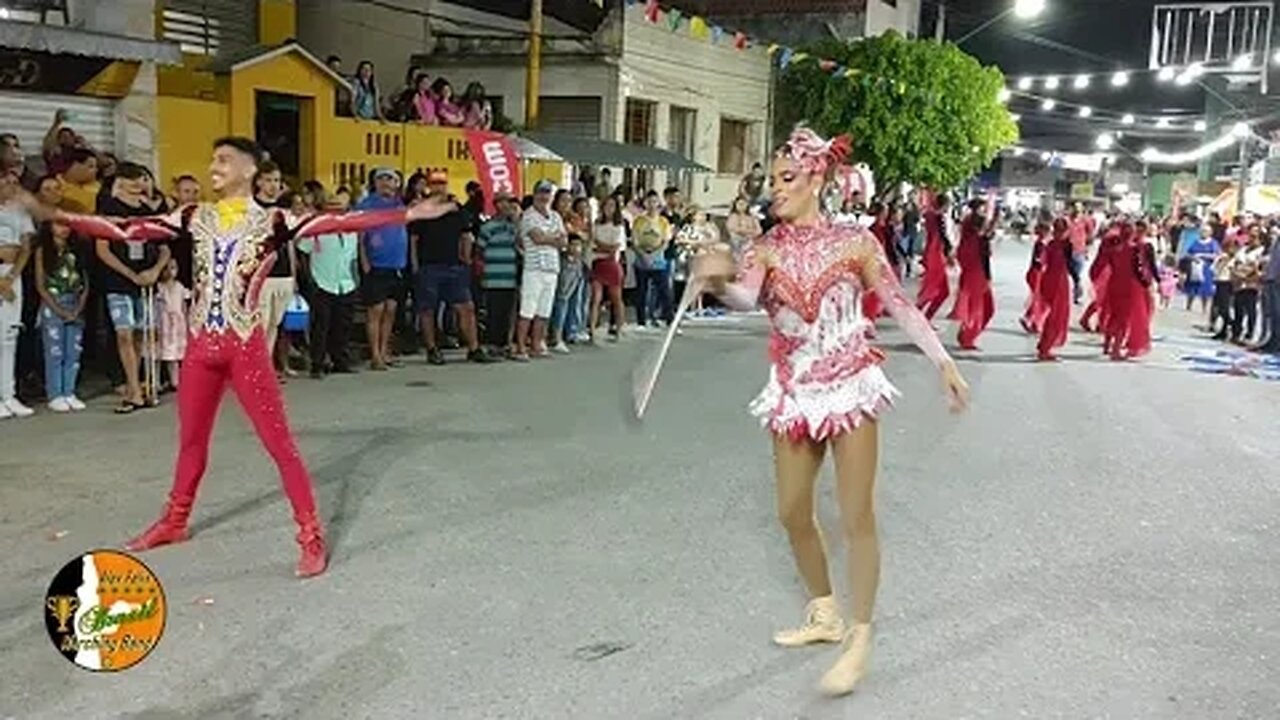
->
[777, 127, 871, 207]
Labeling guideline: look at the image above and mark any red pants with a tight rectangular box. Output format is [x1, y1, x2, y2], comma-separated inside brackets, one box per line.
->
[169, 329, 317, 518]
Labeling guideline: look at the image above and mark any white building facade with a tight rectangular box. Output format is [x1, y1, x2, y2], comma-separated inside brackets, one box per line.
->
[420, 3, 772, 209]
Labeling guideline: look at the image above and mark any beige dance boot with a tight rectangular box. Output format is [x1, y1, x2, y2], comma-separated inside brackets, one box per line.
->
[818, 623, 873, 696]
[772, 595, 845, 647]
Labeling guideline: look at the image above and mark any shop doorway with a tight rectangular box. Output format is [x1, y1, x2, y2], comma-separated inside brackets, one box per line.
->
[256, 91, 301, 182]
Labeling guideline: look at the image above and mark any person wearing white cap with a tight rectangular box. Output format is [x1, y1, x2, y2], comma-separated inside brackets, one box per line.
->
[514, 179, 565, 359]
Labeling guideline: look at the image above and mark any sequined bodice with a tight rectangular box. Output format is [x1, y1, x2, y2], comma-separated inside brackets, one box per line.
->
[188, 203, 281, 340]
[755, 222, 882, 388]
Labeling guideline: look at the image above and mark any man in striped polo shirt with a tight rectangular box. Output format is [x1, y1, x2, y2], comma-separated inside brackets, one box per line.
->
[476, 192, 520, 358]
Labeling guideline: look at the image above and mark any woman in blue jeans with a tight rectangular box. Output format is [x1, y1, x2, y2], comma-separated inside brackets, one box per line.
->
[34, 220, 88, 412]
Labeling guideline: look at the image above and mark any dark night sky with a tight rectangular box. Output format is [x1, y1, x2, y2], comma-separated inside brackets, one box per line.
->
[924, 0, 1242, 157]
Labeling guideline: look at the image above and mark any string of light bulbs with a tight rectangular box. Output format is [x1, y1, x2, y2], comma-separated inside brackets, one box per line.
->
[1009, 51, 1275, 92]
[1004, 122, 1257, 167]
[1002, 88, 1209, 130]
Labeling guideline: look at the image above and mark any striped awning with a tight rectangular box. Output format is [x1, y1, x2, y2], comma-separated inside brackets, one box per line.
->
[0, 21, 183, 65]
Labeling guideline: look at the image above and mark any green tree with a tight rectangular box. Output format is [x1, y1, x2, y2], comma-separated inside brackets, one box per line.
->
[775, 32, 1018, 191]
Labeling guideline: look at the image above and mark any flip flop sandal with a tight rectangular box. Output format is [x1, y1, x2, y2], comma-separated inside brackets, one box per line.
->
[114, 400, 141, 415]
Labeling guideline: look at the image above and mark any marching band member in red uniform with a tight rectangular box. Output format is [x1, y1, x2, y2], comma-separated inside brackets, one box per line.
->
[59, 137, 454, 578]
[916, 192, 952, 321]
[1103, 220, 1159, 361]
[1079, 221, 1124, 337]
[1036, 218, 1074, 361]
[1020, 217, 1051, 334]
[860, 202, 899, 324]
[953, 199, 995, 350]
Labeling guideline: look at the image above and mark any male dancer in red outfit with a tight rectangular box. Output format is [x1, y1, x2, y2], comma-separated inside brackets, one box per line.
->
[953, 199, 995, 350]
[1103, 220, 1158, 361]
[1019, 216, 1050, 334]
[59, 137, 454, 577]
[1036, 218, 1074, 361]
[916, 192, 952, 320]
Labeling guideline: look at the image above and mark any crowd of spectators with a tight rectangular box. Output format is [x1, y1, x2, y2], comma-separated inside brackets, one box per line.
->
[0, 108, 750, 419]
[327, 56, 495, 130]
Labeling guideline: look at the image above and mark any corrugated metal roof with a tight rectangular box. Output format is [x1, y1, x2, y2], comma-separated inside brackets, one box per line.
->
[522, 132, 708, 170]
[0, 21, 183, 64]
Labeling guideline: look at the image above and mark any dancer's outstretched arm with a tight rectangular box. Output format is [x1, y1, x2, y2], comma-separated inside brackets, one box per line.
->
[57, 208, 185, 242]
[853, 228, 970, 411]
[285, 196, 456, 238]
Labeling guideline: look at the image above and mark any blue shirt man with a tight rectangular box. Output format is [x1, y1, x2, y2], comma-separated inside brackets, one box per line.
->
[357, 193, 407, 271]
[357, 168, 408, 369]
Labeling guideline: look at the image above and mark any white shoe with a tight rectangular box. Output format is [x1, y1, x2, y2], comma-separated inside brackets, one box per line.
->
[48, 397, 72, 413]
[3, 398, 34, 418]
[552, 342, 571, 354]
[65, 395, 87, 411]
[818, 624, 873, 697]
[773, 596, 846, 647]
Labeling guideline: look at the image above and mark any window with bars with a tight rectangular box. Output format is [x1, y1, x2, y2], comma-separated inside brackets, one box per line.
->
[718, 118, 751, 175]
[624, 98, 656, 146]
[162, 8, 223, 55]
[161, 0, 256, 57]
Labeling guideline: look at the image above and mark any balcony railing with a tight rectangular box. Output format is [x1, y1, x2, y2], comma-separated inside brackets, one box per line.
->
[1149, 2, 1274, 93]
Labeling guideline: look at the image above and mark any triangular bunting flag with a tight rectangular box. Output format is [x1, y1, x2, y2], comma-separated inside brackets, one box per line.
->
[819, 59, 837, 72]
[734, 31, 748, 50]
[711, 25, 724, 43]
[779, 48, 794, 68]
[690, 16, 709, 39]
[667, 8, 682, 30]
[643, 0, 659, 23]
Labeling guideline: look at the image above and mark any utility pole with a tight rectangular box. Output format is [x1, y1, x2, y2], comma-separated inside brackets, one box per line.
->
[935, 1, 947, 41]
[525, 0, 543, 130]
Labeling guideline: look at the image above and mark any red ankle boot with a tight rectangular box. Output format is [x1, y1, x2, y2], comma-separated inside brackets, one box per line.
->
[125, 496, 194, 552]
[295, 514, 328, 578]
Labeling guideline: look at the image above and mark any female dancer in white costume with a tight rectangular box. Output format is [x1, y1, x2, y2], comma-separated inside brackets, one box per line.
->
[691, 128, 970, 695]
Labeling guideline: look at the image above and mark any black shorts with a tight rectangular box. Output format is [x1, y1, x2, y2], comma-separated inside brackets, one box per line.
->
[363, 268, 406, 306]
[415, 264, 472, 312]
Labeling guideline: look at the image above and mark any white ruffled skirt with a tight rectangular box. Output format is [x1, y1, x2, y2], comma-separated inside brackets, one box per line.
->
[749, 364, 900, 442]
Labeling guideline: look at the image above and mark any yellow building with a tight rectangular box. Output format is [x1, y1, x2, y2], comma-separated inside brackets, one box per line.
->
[155, 42, 564, 200]
[153, 0, 564, 199]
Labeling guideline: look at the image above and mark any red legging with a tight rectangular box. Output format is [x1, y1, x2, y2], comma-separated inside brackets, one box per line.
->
[169, 328, 317, 517]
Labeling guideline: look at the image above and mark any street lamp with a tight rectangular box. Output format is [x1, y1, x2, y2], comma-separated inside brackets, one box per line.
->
[1015, 0, 1047, 19]
[954, 0, 1047, 44]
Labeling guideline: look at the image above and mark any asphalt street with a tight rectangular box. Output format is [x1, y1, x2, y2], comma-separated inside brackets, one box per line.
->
[2, 237, 1278, 720]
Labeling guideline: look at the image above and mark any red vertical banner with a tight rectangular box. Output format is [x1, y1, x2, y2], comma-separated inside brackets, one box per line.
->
[465, 130, 522, 217]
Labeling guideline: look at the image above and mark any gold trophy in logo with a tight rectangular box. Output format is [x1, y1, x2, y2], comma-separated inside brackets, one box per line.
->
[46, 595, 79, 634]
